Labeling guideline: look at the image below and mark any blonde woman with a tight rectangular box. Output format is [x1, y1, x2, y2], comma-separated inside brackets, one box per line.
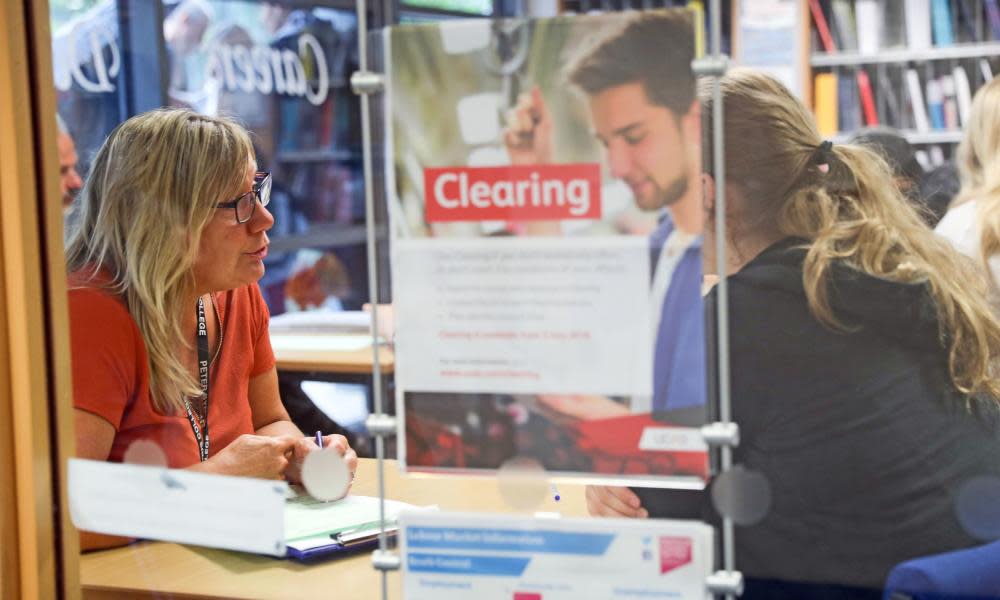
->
[936, 77, 1000, 289]
[67, 109, 357, 551]
[588, 71, 1000, 596]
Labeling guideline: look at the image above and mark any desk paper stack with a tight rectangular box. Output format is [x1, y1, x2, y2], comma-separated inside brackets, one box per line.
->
[285, 492, 417, 558]
[269, 309, 371, 334]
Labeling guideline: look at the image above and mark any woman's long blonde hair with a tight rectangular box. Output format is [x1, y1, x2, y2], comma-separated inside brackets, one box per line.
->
[66, 108, 254, 414]
[700, 69, 1000, 401]
[955, 77, 1000, 274]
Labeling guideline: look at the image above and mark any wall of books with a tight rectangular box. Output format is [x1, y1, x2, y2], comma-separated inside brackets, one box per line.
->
[809, 0, 1000, 170]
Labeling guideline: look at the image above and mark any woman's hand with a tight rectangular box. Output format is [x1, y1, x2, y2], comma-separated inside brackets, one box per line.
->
[586, 485, 649, 518]
[194, 434, 297, 479]
[284, 434, 359, 490]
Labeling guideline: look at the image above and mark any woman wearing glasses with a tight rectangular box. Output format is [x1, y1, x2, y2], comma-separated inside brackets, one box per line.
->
[66, 109, 357, 551]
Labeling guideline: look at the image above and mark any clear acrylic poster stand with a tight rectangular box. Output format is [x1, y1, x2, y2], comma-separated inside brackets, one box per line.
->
[350, 0, 744, 597]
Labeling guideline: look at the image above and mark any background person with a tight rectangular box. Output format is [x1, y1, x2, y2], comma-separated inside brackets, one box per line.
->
[56, 112, 83, 213]
[66, 109, 357, 551]
[935, 77, 1000, 292]
[588, 70, 1000, 597]
[847, 126, 935, 224]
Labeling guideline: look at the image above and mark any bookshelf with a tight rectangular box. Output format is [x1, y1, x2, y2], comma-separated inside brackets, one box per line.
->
[811, 41, 1000, 67]
[831, 129, 964, 145]
[808, 0, 1000, 170]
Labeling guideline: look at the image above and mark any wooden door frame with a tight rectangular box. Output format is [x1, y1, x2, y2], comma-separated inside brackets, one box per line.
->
[0, 0, 80, 597]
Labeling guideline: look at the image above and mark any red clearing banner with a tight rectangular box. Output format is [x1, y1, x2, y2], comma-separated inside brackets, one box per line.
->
[424, 163, 602, 222]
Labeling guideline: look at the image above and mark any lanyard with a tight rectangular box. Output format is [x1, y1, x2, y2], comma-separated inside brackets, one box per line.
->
[182, 296, 211, 462]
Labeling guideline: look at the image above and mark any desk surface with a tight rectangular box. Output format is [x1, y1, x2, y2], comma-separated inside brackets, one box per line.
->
[80, 459, 586, 600]
[270, 332, 395, 375]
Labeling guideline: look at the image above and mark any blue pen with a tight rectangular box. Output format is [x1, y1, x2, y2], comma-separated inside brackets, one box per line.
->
[550, 483, 561, 502]
[315, 430, 324, 449]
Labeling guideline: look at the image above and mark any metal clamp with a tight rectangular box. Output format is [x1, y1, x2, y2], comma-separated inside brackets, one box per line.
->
[351, 71, 385, 95]
[705, 570, 744, 596]
[372, 549, 401, 571]
[691, 55, 729, 77]
[700, 422, 740, 449]
[365, 413, 397, 438]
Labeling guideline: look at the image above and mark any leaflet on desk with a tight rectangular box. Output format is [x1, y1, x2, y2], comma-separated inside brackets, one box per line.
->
[284, 489, 419, 553]
[69, 459, 413, 557]
[400, 511, 714, 600]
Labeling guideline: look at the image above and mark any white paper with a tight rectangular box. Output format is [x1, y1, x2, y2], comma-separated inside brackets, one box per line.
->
[269, 333, 374, 353]
[285, 493, 415, 541]
[69, 459, 287, 556]
[394, 236, 653, 397]
[269, 309, 371, 334]
[400, 511, 714, 599]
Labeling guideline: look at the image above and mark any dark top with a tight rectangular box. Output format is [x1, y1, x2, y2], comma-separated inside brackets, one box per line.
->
[639, 238, 1000, 595]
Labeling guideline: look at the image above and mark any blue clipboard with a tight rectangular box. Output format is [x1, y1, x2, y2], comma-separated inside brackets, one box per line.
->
[285, 525, 398, 562]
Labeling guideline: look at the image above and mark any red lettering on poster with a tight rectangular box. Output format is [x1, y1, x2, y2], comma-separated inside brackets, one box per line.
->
[424, 164, 602, 222]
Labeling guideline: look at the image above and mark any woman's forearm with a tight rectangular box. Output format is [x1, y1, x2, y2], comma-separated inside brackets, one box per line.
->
[255, 418, 303, 439]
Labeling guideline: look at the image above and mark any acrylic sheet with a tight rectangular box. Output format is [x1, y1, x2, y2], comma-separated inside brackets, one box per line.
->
[384, 9, 710, 486]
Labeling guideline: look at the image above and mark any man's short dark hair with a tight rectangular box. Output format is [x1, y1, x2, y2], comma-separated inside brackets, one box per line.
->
[566, 10, 696, 117]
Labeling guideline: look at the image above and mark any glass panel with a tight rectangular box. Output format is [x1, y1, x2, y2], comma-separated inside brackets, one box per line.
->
[163, 0, 367, 316]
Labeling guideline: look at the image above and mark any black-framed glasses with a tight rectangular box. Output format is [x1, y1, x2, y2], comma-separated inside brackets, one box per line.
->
[216, 171, 272, 224]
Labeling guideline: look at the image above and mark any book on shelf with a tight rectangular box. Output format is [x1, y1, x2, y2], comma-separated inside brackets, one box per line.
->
[905, 0, 932, 51]
[928, 145, 945, 167]
[980, 58, 995, 82]
[987, 0, 1000, 41]
[854, 0, 880, 54]
[838, 69, 863, 133]
[930, 0, 953, 47]
[953, 65, 972, 126]
[814, 72, 838, 136]
[809, 0, 835, 53]
[829, 0, 857, 52]
[905, 68, 931, 133]
[925, 78, 945, 130]
[856, 69, 878, 126]
[881, 2, 908, 49]
[954, 0, 980, 43]
[914, 149, 931, 171]
[876, 68, 902, 126]
[940, 74, 958, 130]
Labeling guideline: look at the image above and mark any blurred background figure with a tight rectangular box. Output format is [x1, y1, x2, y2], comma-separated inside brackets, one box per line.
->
[164, 0, 214, 110]
[919, 162, 961, 228]
[935, 77, 1000, 292]
[56, 112, 83, 214]
[847, 126, 941, 225]
[284, 251, 352, 312]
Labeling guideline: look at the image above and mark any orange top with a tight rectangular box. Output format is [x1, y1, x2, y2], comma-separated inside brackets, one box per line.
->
[69, 277, 276, 468]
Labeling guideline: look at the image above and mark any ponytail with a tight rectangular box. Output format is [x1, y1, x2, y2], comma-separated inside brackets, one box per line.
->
[701, 69, 1000, 401]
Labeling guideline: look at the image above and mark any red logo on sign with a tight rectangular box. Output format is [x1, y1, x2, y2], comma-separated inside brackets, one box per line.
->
[424, 164, 602, 223]
[513, 593, 542, 600]
[659, 536, 692, 574]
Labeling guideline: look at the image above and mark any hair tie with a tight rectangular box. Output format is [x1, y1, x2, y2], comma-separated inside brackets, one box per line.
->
[813, 140, 833, 173]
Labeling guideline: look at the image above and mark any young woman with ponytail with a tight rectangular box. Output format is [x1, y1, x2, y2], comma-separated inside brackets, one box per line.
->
[587, 70, 1000, 597]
